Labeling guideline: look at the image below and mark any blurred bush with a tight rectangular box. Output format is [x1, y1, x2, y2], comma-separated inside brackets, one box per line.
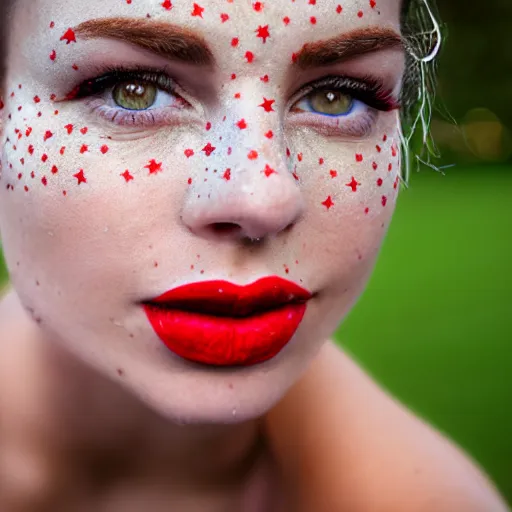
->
[432, 0, 512, 166]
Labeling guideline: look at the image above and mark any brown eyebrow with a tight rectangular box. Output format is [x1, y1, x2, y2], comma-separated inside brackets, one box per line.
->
[74, 17, 215, 67]
[295, 27, 404, 69]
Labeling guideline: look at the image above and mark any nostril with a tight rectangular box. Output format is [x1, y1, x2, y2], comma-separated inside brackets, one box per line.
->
[211, 222, 241, 236]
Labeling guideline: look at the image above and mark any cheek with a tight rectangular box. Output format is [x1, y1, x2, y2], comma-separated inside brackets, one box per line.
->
[287, 112, 400, 231]
[284, 114, 400, 287]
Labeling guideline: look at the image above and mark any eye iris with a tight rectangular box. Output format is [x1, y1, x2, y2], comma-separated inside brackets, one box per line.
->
[113, 81, 157, 110]
[310, 90, 352, 115]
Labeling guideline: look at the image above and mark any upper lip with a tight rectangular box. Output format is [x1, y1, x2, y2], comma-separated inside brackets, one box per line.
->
[144, 276, 313, 318]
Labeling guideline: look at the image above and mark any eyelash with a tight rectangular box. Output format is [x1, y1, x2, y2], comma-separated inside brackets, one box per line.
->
[66, 65, 400, 135]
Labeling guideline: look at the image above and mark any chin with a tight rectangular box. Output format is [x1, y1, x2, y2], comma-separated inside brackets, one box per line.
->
[96, 323, 326, 426]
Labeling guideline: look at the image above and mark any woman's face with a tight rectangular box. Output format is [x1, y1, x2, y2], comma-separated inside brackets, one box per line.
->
[0, 0, 404, 423]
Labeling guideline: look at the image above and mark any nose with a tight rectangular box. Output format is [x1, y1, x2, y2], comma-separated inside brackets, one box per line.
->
[181, 150, 304, 243]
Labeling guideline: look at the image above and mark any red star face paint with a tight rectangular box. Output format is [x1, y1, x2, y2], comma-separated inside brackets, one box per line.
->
[0, 0, 404, 422]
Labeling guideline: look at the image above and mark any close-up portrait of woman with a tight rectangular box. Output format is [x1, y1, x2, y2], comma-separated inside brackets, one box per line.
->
[0, 0, 510, 510]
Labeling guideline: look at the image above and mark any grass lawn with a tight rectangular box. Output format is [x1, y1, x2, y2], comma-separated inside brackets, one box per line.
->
[335, 164, 512, 504]
[1, 165, 511, 503]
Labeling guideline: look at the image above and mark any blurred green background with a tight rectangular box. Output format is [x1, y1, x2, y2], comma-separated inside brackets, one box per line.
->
[334, 0, 512, 504]
[1, 0, 511, 505]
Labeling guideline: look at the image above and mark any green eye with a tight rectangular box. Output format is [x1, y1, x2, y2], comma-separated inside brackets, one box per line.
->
[309, 90, 353, 115]
[113, 81, 158, 110]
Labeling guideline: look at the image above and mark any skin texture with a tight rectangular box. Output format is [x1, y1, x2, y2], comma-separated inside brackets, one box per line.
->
[0, 1, 509, 511]
[0, 0, 403, 424]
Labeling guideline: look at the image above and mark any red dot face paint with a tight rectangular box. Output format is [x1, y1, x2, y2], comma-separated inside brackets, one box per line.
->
[0, 0, 404, 414]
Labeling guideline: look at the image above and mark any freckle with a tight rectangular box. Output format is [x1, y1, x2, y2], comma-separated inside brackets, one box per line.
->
[154, 261, 159, 268]
[121, 170, 134, 182]
[117, 368, 125, 377]
[322, 196, 334, 210]
[228, 383, 234, 389]
[60, 27, 77, 44]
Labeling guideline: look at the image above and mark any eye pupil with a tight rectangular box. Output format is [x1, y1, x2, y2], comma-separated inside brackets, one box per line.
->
[113, 80, 157, 111]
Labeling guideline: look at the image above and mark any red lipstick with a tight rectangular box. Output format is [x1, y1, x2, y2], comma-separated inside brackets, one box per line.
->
[143, 276, 312, 367]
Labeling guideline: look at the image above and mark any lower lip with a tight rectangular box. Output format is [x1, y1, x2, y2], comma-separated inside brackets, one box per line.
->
[143, 302, 308, 367]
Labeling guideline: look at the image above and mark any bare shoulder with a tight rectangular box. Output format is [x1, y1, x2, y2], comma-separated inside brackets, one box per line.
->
[265, 341, 509, 512]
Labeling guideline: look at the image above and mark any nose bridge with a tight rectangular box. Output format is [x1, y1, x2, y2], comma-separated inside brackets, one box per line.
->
[181, 106, 304, 241]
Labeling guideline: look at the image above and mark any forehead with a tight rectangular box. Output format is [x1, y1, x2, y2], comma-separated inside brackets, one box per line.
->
[12, 0, 403, 61]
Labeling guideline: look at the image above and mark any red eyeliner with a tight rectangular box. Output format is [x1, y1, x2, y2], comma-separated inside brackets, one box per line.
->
[143, 276, 313, 367]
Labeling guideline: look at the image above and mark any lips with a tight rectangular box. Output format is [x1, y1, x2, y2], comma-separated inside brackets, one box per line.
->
[143, 276, 312, 366]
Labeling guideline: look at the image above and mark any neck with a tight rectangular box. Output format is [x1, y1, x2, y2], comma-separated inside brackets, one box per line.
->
[36, 330, 264, 485]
